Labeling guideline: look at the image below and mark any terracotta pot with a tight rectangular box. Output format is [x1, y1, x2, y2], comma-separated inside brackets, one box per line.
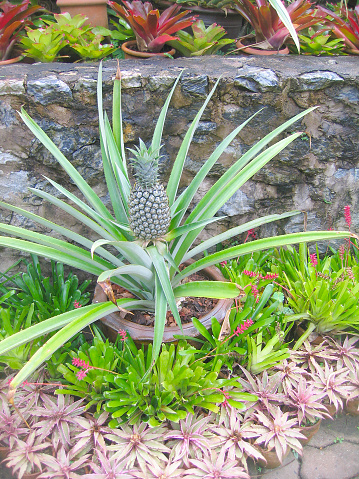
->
[345, 398, 359, 416]
[57, 0, 108, 27]
[0, 445, 9, 460]
[298, 418, 322, 445]
[121, 40, 176, 60]
[323, 402, 338, 417]
[294, 324, 326, 346]
[236, 34, 289, 55]
[93, 264, 233, 343]
[256, 446, 290, 469]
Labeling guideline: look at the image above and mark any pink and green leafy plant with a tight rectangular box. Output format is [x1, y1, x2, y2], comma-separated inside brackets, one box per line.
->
[165, 414, 213, 467]
[0, 0, 42, 61]
[209, 406, 265, 471]
[310, 361, 352, 414]
[105, 423, 170, 470]
[87, 450, 136, 479]
[232, 0, 326, 51]
[37, 447, 91, 479]
[183, 449, 250, 479]
[252, 406, 305, 463]
[285, 377, 330, 426]
[317, 4, 359, 53]
[4, 431, 51, 479]
[107, 0, 197, 53]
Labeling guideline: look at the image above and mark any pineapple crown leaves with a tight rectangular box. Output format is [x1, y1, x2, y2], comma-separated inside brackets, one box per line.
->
[128, 139, 163, 188]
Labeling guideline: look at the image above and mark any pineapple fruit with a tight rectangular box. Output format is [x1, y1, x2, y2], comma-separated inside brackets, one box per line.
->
[128, 140, 171, 241]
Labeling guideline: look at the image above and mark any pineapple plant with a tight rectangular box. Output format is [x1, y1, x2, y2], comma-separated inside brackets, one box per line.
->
[0, 64, 351, 398]
[128, 141, 170, 242]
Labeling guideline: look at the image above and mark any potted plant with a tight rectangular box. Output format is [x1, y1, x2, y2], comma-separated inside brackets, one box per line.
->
[108, 0, 196, 58]
[232, 0, 327, 55]
[0, 61, 351, 399]
[57, 0, 109, 28]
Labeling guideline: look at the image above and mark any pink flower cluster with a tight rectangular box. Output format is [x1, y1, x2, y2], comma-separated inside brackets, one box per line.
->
[118, 329, 127, 342]
[344, 205, 351, 229]
[233, 318, 254, 336]
[251, 284, 259, 303]
[73, 301, 82, 309]
[72, 357, 92, 381]
[309, 253, 318, 267]
[244, 229, 257, 244]
[242, 270, 279, 280]
[220, 260, 227, 267]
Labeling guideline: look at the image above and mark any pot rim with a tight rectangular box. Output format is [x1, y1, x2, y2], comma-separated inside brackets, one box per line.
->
[93, 263, 233, 342]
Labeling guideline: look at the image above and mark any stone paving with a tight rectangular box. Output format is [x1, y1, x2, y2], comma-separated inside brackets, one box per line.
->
[0, 414, 358, 479]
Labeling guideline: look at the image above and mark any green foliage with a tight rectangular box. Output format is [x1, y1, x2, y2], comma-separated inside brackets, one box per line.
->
[0, 0, 42, 61]
[167, 20, 234, 56]
[0, 61, 350, 393]
[292, 28, 345, 55]
[0, 303, 39, 370]
[167, 0, 236, 8]
[0, 255, 91, 322]
[103, 340, 253, 426]
[19, 12, 115, 62]
[57, 333, 119, 412]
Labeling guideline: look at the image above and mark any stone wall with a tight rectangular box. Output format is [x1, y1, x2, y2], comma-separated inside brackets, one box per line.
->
[1, 56, 358, 271]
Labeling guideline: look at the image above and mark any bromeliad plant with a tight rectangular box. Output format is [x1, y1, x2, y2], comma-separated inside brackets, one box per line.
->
[167, 20, 235, 56]
[233, 0, 326, 52]
[108, 0, 196, 53]
[0, 62, 351, 399]
[0, 0, 42, 62]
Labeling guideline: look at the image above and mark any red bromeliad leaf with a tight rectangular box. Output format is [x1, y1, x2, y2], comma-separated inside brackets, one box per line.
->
[108, 0, 195, 52]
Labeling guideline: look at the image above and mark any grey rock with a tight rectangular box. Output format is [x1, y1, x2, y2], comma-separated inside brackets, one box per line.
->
[181, 75, 208, 97]
[0, 171, 29, 201]
[27, 75, 72, 105]
[218, 189, 255, 216]
[234, 66, 280, 92]
[301, 442, 359, 479]
[0, 102, 17, 128]
[296, 71, 344, 91]
[121, 71, 143, 89]
[0, 79, 24, 96]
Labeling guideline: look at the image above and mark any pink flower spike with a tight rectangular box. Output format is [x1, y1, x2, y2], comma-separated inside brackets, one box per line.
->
[73, 300, 82, 308]
[309, 253, 318, 267]
[72, 358, 91, 370]
[344, 205, 352, 229]
[76, 369, 89, 381]
[118, 329, 127, 342]
[220, 261, 227, 267]
[243, 270, 257, 278]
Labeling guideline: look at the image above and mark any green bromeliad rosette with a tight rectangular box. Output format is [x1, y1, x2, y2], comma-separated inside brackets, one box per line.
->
[0, 63, 353, 400]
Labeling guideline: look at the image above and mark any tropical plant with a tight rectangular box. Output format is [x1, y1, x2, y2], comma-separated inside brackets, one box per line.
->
[165, 414, 214, 467]
[105, 423, 170, 469]
[310, 361, 352, 413]
[165, 0, 236, 8]
[0, 400, 30, 449]
[183, 449, 250, 479]
[317, 4, 359, 53]
[0, 0, 42, 61]
[31, 395, 85, 451]
[0, 62, 351, 399]
[232, 0, 326, 51]
[4, 431, 51, 479]
[102, 341, 252, 426]
[20, 12, 115, 62]
[87, 450, 136, 479]
[237, 369, 286, 412]
[36, 447, 91, 479]
[0, 255, 91, 322]
[56, 334, 120, 412]
[290, 27, 345, 55]
[251, 406, 305, 463]
[108, 0, 196, 53]
[285, 377, 330, 426]
[209, 406, 265, 470]
[167, 20, 234, 56]
[247, 330, 290, 374]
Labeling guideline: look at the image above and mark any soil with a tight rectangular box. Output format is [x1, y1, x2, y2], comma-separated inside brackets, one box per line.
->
[110, 272, 218, 328]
